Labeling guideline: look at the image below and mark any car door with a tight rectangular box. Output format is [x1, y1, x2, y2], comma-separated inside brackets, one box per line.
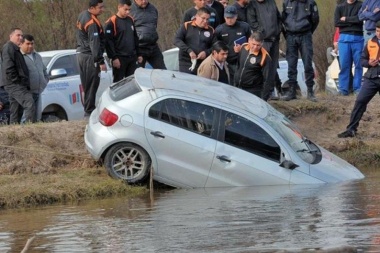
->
[40, 53, 84, 120]
[144, 98, 217, 187]
[206, 110, 292, 187]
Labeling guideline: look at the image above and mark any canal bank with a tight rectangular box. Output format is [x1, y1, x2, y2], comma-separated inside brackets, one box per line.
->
[0, 95, 379, 209]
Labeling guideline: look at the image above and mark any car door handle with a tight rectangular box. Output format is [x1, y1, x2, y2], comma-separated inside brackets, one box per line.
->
[150, 131, 165, 138]
[216, 155, 231, 163]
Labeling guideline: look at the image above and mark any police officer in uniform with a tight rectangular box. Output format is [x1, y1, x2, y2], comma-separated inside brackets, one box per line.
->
[281, 0, 319, 102]
[76, 0, 106, 118]
[215, 5, 251, 86]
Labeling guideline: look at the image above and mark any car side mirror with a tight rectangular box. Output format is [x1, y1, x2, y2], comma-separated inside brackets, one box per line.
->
[50, 68, 67, 79]
[280, 160, 299, 170]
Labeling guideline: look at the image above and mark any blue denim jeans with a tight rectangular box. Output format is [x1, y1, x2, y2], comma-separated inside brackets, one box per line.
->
[285, 32, 314, 89]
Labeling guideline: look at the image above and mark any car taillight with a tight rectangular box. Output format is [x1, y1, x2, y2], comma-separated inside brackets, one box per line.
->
[99, 108, 118, 126]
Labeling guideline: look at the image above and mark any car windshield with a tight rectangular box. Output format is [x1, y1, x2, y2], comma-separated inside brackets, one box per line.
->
[42, 57, 52, 68]
[264, 105, 320, 164]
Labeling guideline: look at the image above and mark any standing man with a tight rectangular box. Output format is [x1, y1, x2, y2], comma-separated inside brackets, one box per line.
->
[174, 7, 216, 75]
[218, 0, 229, 8]
[215, 5, 251, 85]
[76, 0, 106, 118]
[233, 0, 250, 22]
[206, 0, 225, 24]
[1, 28, 34, 124]
[234, 31, 271, 98]
[20, 34, 49, 122]
[281, 0, 319, 102]
[359, 0, 380, 43]
[335, 0, 363, 96]
[198, 41, 230, 84]
[338, 21, 380, 138]
[130, 0, 166, 69]
[247, 0, 283, 101]
[105, 0, 141, 83]
[183, 0, 221, 29]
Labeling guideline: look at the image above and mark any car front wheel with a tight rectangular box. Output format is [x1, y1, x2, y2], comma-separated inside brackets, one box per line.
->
[104, 143, 151, 184]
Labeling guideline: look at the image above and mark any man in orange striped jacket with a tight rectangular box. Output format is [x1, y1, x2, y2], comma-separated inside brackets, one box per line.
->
[76, 0, 106, 119]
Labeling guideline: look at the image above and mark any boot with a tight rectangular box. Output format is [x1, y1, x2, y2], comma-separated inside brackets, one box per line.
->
[307, 89, 317, 102]
[280, 84, 296, 101]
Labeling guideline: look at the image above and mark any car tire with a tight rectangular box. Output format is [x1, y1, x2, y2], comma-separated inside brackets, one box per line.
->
[104, 143, 151, 184]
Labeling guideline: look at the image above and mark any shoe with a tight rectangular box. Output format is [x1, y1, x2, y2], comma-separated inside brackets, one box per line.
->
[337, 130, 356, 138]
[307, 90, 317, 102]
[280, 85, 297, 101]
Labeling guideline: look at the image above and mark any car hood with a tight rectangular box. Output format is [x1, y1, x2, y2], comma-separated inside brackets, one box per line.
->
[309, 146, 364, 183]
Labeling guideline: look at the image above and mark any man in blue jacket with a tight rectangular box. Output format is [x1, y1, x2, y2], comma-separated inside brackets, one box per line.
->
[359, 0, 380, 43]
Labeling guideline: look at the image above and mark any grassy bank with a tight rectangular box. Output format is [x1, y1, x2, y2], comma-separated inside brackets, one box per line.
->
[1, 94, 379, 209]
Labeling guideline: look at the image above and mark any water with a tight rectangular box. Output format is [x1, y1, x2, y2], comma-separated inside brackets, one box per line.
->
[1, 171, 380, 253]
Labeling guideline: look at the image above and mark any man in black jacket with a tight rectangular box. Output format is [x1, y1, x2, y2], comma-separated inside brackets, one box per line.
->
[247, 0, 282, 101]
[174, 7, 216, 75]
[130, 0, 166, 69]
[183, 0, 220, 29]
[1, 28, 34, 124]
[76, 0, 106, 118]
[281, 0, 319, 102]
[105, 0, 141, 82]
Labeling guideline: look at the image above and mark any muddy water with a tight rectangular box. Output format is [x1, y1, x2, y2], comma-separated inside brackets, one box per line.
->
[1, 170, 380, 252]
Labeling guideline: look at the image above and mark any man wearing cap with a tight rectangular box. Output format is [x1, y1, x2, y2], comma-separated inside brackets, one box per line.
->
[215, 5, 251, 85]
[247, 0, 282, 101]
[233, 0, 250, 22]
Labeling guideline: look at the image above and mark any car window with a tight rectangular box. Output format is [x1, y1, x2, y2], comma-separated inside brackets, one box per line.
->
[109, 76, 141, 101]
[223, 112, 281, 162]
[149, 98, 215, 137]
[163, 51, 179, 71]
[50, 54, 79, 77]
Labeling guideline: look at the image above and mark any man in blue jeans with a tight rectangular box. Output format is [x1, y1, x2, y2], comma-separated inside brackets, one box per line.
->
[335, 0, 363, 96]
[281, 0, 319, 102]
[338, 21, 380, 138]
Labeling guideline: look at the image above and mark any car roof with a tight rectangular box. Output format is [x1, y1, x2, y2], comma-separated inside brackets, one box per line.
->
[39, 49, 77, 58]
[134, 68, 268, 118]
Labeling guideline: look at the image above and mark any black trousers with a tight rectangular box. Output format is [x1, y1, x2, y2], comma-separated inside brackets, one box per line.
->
[137, 44, 166, 69]
[112, 56, 137, 83]
[347, 77, 380, 132]
[78, 53, 100, 116]
[262, 39, 280, 100]
[3, 84, 35, 124]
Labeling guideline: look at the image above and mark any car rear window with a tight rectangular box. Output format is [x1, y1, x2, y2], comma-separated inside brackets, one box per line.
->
[109, 76, 141, 101]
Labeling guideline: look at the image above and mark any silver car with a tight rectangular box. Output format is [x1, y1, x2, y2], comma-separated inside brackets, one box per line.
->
[84, 68, 364, 188]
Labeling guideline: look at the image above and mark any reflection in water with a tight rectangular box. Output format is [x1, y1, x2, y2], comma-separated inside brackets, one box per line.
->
[0, 175, 380, 252]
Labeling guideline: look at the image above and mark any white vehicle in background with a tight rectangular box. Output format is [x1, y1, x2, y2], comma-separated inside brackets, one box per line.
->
[161, 47, 318, 98]
[38, 50, 113, 121]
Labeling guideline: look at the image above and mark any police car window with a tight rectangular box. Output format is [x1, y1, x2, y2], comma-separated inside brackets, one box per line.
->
[149, 98, 215, 137]
[50, 55, 79, 77]
[223, 112, 281, 162]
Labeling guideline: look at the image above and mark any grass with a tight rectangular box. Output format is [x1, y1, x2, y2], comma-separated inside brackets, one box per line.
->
[0, 167, 148, 209]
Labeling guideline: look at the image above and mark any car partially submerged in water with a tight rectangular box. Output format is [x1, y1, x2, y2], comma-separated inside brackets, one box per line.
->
[84, 68, 364, 188]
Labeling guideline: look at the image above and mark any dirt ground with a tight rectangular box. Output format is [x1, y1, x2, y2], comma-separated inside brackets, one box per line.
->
[0, 94, 379, 175]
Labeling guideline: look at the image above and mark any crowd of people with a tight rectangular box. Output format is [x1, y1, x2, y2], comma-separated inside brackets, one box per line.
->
[334, 0, 380, 138]
[0, 0, 320, 125]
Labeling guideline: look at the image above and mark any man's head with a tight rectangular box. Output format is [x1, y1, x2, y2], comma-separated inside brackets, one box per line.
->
[376, 21, 380, 39]
[212, 41, 229, 63]
[195, 7, 211, 28]
[236, 0, 250, 6]
[248, 31, 264, 53]
[193, 0, 206, 9]
[134, 0, 149, 8]
[20, 34, 35, 54]
[89, 0, 104, 16]
[218, 0, 229, 8]
[9, 28, 23, 46]
[224, 5, 238, 26]
[117, 0, 132, 18]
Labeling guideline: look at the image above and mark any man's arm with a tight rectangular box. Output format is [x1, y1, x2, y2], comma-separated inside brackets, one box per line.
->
[104, 19, 117, 61]
[246, 2, 262, 32]
[310, 1, 320, 33]
[88, 23, 104, 64]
